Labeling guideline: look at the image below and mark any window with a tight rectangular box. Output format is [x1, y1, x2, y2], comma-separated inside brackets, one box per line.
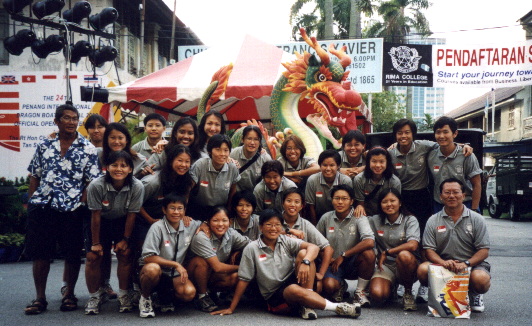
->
[0, 10, 9, 65]
[508, 104, 515, 128]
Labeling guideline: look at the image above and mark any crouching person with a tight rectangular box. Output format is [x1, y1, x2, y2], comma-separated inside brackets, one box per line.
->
[138, 193, 202, 318]
[211, 209, 362, 320]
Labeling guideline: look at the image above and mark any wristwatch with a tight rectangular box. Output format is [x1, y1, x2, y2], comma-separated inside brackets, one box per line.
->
[302, 259, 311, 265]
[341, 251, 346, 257]
[385, 248, 390, 256]
[285, 227, 291, 235]
[123, 236, 131, 245]
[464, 260, 471, 267]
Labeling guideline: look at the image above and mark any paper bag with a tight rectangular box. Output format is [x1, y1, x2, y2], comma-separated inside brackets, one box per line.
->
[427, 264, 471, 319]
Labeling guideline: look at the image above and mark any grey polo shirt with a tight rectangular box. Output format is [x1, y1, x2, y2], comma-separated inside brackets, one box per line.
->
[190, 157, 241, 207]
[140, 218, 202, 277]
[132, 138, 155, 159]
[339, 150, 365, 169]
[306, 172, 353, 219]
[231, 214, 261, 241]
[87, 175, 144, 220]
[253, 177, 297, 214]
[238, 235, 303, 300]
[316, 208, 374, 259]
[140, 171, 165, 219]
[423, 207, 490, 262]
[282, 215, 330, 250]
[230, 146, 272, 192]
[190, 228, 250, 263]
[388, 140, 438, 190]
[353, 173, 402, 216]
[427, 145, 483, 203]
[277, 156, 316, 172]
[369, 214, 421, 264]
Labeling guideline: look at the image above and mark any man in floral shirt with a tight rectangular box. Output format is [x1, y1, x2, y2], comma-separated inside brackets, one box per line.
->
[24, 104, 101, 315]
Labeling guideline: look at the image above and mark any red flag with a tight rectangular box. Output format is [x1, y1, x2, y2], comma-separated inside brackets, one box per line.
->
[42, 75, 56, 79]
[22, 75, 36, 83]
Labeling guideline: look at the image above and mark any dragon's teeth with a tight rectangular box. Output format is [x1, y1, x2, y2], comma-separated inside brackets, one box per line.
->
[332, 117, 337, 122]
[342, 118, 346, 123]
[338, 109, 342, 114]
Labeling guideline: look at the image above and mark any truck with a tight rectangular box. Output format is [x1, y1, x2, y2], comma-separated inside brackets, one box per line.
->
[486, 151, 532, 221]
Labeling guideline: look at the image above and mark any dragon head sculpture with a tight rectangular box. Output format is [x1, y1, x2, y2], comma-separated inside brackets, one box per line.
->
[282, 28, 364, 136]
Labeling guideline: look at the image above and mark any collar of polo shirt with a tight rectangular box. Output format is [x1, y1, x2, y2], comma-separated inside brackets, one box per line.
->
[384, 213, 404, 225]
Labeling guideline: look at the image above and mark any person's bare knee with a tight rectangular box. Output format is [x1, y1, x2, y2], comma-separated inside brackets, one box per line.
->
[470, 270, 491, 294]
[322, 278, 339, 295]
[175, 281, 196, 302]
[417, 262, 430, 285]
[369, 278, 390, 303]
[86, 252, 101, 268]
[140, 263, 161, 283]
[116, 249, 131, 263]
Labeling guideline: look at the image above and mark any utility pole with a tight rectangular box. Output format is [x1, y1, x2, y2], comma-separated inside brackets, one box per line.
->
[169, 0, 176, 62]
[139, 0, 145, 77]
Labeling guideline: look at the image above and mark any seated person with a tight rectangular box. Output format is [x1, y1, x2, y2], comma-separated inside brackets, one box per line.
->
[187, 207, 251, 312]
[277, 134, 320, 191]
[368, 188, 421, 311]
[210, 209, 362, 320]
[417, 178, 491, 313]
[253, 160, 297, 214]
[137, 193, 203, 318]
[230, 190, 261, 241]
[316, 185, 375, 307]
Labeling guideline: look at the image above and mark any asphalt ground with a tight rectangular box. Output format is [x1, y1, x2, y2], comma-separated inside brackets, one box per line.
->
[1, 212, 531, 326]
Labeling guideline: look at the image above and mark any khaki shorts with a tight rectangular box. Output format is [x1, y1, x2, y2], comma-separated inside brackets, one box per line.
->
[371, 264, 401, 284]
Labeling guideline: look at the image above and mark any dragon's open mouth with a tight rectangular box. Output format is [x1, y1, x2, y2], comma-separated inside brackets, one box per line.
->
[314, 92, 355, 127]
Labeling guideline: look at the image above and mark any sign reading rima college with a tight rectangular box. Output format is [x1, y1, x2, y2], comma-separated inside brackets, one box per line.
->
[382, 42, 433, 87]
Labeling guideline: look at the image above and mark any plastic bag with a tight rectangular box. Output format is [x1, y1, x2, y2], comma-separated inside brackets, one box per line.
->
[427, 264, 471, 319]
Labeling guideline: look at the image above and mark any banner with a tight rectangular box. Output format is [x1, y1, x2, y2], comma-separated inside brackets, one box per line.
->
[433, 40, 532, 87]
[382, 42, 433, 87]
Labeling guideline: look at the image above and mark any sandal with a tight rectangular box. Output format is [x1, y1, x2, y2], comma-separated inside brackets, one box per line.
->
[24, 299, 48, 315]
[60, 294, 78, 312]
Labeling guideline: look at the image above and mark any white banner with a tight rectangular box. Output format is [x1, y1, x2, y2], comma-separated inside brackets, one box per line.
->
[178, 38, 384, 93]
[433, 40, 532, 87]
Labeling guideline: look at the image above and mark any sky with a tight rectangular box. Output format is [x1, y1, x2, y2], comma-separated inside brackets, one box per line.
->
[166, 0, 531, 113]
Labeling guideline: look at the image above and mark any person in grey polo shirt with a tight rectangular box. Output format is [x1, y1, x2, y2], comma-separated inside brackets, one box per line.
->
[253, 160, 297, 214]
[84, 151, 145, 315]
[187, 207, 251, 312]
[339, 130, 366, 179]
[368, 187, 421, 311]
[210, 209, 362, 319]
[230, 125, 272, 192]
[137, 194, 203, 318]
[317, 185, 375, 307]
[418, 178, 491, 313]
[277, 134, 320, 190]
[306, 150, 352, 225]
[428, 116, 482, 213]
[132, 113, 166, 159]
[229, 191, 261, 241]
[353, 147, 402, 218]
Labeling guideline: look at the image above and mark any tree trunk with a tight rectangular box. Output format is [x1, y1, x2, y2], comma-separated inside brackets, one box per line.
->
[324, 0, 334, 39]
[349, 0, 361, 38]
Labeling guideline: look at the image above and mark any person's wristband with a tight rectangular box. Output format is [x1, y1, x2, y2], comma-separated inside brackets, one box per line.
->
[385, 248, 390, 256]
[92, 243, 100, 246]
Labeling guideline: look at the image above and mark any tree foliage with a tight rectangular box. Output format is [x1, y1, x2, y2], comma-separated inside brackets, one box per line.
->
[361, 91, 406, 132]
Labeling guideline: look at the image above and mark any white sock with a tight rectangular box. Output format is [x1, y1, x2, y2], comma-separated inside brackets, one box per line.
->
[357, 278, 370, 291]
[324, 300, 339, 311]
[119, 289, 128, 297]
[133, 283, 141, 291]
[197, 293, 206, 299]
[90, 292, 100, 299]
[62, 281, 67, 287]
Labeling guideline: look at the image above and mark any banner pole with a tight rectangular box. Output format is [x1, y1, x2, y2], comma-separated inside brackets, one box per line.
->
[369, 93, 373, 133]
[491, 88, 495, 140]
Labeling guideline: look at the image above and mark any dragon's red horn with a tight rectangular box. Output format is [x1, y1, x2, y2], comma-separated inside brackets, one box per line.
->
[329, 44, 351, 69]
[300, 28, 330, 66]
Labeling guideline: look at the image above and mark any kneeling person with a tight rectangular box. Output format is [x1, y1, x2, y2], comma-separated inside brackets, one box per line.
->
[211, 209, 362, 320]
[138, 194, 202, 318]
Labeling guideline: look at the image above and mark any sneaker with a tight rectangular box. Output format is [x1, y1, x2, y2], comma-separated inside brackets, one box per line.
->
[102, 284, 118, 300]
[331, 279, 348, 303]
[129, 289, 141, 307]
[470, 293, 485, 313]
[416, 286, 428, 303]
[299, 306, 318, 320]
[61, 285, 67, 296]
[335, 302, 361, 319]
[118, 294, 133, 313]
[159, 302, 175, 313]
[139, 295, 155, 318]
[352, 289, 371, 308]
[85, 297, 101, 315]
[194, 294, 218, 312]
[402, 290, 417, 311]
[397, 284, 405, 298]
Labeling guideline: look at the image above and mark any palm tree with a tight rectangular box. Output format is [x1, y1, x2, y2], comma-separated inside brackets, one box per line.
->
[324, 0, 334, 39]
[349, 0, 375, 38]
[364, 0, 431, 43]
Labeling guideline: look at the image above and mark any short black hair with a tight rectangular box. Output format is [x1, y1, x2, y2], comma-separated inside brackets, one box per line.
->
[258, 208, 284, 226]
[231, 190, 258, 218]
[318, 149, 341, 166]
[282, 187, 304, 203]
[439, 178, 465, 193]
[207, 134, 232, 157]
[208, 206, 230, 222]
[433, 116, 458, 133]
[261, 160, 284, 178]
[376, 188, 411, 223]
[55, 103, 79, 121]
[342, 130, 366, 147]
[143, 113, 166, 127]
[162, 192, 188, 210]
[85, 114, 108, 130]
[104, 150, 134, 185]
[330, 184, 355, 200]
[393, 119, 417, 139]
[364, 147, 395, 179]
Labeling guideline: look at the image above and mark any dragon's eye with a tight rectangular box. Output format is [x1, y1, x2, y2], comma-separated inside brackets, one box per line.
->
[317, 73, 327, 82]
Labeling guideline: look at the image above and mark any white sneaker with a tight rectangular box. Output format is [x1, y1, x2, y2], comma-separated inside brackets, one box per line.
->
[139, 295, 155, 318]
[416, 285, 428, 303]
[352, 289, 371, 307]
[85, 296, 101, 315]
[336, 302, 361, 318]
[470, 293, 485, 312]
[397, 284, 405, 298]
[299, 306, 318, 320]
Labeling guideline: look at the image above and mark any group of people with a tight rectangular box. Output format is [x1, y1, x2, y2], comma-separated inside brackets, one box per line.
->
[22, 103, 491, 321]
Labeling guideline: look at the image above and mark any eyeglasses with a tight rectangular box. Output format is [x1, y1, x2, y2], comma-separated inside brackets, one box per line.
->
[333, 197, 351, 202]
[61, 116, 79, 123]
[263, 223, 283, 229]
[442, 191, 462, 197]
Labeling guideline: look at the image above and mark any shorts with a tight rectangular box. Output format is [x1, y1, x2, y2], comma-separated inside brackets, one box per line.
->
[472, 260, 491, 278]
[153, 273, 178, 304]
[266, 272, 299, 315]
[371, 263, 401, 284]
[83, 215, 128, 253]
[323, 255, 359, 283]
[24, 203, 84, 263]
